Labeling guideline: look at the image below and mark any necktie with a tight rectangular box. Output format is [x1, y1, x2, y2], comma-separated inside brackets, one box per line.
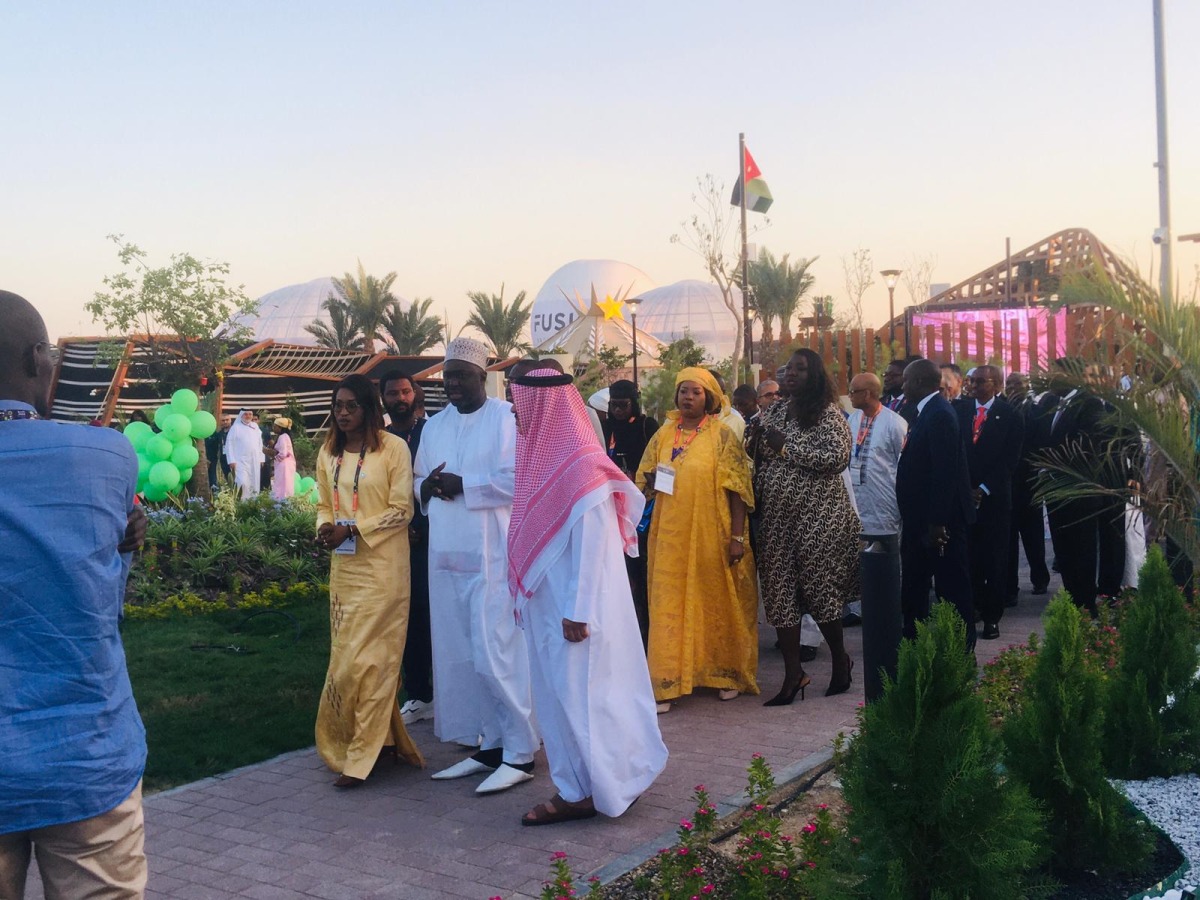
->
[973, 405, 987, 443]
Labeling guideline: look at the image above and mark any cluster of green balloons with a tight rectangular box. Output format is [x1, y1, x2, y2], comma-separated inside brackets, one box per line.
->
[123, 389, 217, 502]
[292, 474, 319, 503]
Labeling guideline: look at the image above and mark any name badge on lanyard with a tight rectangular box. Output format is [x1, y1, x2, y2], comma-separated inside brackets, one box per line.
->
[654, 463, 676, 495]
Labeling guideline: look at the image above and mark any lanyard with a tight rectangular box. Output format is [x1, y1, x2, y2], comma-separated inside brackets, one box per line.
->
[332, 445, 367, 516]
[671, 415, 709, 462]
[854, 410, 879, 460]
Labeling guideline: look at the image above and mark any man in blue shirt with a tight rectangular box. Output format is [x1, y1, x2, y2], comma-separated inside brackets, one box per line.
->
[0, 291, 149, 898]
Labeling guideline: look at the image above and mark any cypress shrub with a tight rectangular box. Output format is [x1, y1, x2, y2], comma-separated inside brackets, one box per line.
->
[842, 602, 1050, 899]
[1104, 544, 1200, 778]
[1003, 593, 1152, 874]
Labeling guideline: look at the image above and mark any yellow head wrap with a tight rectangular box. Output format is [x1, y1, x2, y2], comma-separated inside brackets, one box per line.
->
[673, 367, 724, 416]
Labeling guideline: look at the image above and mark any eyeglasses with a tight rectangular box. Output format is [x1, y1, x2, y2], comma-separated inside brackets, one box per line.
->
[35, 342, 62, 365]
[333, 400, 361, 412]
[848, 388, 870, 395]
[759, 391, 780, 398]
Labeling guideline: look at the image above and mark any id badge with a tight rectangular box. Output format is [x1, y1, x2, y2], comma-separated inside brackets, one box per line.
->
[654, 463, 676, 496]
[335, 519, 358, 555]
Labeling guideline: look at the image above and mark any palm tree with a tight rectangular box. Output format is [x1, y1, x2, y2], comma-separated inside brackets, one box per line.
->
[305, 296, 365, 351]
[465, 283, 531, 359]
[381, 297, 443, 355]
[331, 261, 398, 354]
[750, 250, 817, 346]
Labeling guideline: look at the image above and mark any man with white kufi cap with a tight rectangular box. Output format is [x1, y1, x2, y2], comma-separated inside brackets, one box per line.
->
[412, 337, 539, 793]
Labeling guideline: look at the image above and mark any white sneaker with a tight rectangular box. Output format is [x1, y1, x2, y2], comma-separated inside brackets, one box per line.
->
[400, 698, 433, 725]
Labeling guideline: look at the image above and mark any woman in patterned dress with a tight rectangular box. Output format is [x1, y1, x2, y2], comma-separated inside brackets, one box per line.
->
[749, 349, 861, 703]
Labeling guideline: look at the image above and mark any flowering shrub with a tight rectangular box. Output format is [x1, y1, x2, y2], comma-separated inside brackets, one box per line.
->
[123, 580, 324, 620]
[977, 633, 1040, 724]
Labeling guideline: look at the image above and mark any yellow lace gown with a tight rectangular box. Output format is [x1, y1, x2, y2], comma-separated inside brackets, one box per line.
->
[636, 417, 760, 701]
[315, 433, 424, 779]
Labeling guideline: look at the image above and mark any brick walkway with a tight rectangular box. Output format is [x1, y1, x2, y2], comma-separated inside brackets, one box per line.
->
[25, 552, 1058, 900]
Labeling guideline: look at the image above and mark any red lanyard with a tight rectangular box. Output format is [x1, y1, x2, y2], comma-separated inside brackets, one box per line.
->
[332, 446, 367, 516]
[671, 415, 708, 461]
[854, 410, 879, 460]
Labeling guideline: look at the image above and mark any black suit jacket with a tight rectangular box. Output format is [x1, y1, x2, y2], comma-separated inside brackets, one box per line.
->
[955, 396, 1024, 511]
[896, 392, 976, 536]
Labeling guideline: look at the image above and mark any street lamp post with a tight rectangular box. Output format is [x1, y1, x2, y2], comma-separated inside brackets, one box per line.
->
[880, 269, 902, 350]
[746, 287, 757, 370]
[628, 296, 643, 392]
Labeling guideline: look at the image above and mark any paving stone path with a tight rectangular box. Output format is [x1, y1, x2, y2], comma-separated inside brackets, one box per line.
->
[26, 550, 1058, 899]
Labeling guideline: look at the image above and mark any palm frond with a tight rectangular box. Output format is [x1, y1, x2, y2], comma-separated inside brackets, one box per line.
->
[465, 283, 531, 358]
[381, 297, 442, 355]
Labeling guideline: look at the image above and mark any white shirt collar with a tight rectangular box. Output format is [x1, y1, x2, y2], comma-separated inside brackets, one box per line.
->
[976, 396, 996, 412]
[916, 392, 937, 415]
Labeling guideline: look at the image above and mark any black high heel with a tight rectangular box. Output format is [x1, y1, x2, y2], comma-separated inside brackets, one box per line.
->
[764, 673, 811, 707]
[825, 657, 854, 697]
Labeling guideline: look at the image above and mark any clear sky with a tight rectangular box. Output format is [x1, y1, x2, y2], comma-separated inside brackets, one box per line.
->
[3, 1, 1198, 341]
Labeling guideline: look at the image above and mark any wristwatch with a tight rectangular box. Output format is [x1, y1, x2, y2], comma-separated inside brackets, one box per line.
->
[731, 534, 745, 544]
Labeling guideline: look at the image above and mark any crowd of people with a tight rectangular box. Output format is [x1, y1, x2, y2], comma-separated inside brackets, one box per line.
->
[3, 281, 1155, 894]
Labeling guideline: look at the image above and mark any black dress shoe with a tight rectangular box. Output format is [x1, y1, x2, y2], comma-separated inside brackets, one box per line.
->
[799, 645, 817, 663]
[981, 623, 1000, 640]
[1031, 585, 1048, 595]
[1004, 594, 1019, 608]
[842, 612, 862, 627]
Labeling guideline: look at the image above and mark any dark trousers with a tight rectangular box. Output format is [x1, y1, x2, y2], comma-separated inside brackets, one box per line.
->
[402, 538, 433, 702]
[970, 501, 1011, 627]
[625, 531, 650, 653]
[1048, 498, 1100, 612]
[901, 520, 976, 649]
[1006, 495, 1050, 594]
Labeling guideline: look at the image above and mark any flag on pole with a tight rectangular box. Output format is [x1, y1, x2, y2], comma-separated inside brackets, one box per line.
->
[731, 146, 773, 213]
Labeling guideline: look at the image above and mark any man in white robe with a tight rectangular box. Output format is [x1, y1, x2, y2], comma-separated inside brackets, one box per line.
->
[413, 338, 539, 795]
[224, 409, 264, 499]
[507, 367, 667, 825]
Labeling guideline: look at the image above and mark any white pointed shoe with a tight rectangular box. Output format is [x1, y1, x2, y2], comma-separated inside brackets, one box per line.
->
[475, 763, 534, 794]
[431, 757, 495, 780]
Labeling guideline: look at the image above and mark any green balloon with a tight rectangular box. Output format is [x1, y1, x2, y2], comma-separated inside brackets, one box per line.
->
[299, 476, 316, 493]
[162, 413, 192, 442]
[145, 435, 173, 461]
[188, 410, 217, 439]
[143, 484, 169, 502]
[307, 487, 320, 503]
[136, 453, 153, 482]
[170, 442, 199, 469]
[293, 473, 302, 492]
[124, 421, 152, 450]
[152, 404, 174, 429]
[177, 467, 194, 485]
[149, 461, 181, 491]
[170, 389, 199, 414]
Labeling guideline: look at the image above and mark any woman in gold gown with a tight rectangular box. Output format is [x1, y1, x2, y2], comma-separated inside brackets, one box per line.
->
[635, 368, 759, 712]
[315, 374, 423, 787]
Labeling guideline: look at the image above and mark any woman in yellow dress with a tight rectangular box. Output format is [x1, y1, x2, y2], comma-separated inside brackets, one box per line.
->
[635, 368, 759, 712]
[315, 374, 424, 787]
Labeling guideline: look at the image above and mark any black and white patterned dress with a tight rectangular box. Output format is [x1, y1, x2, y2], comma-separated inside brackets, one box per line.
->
[754, 402, 861, 626]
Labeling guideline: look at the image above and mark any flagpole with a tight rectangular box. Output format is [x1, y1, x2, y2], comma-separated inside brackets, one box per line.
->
[739, 133, 750, 377]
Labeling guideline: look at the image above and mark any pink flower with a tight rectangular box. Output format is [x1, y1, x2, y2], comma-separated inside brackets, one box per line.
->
[818, 803, 828, 810]
[680, 818, 694, 831]
[551, 851, 567, 861]
[779, 868, 790, 878]
[753, 803, 765, 811]
[802, 823, 817, 833]
[761, 866, 771, 874]
[807, 860, 817, 869]
[678, 847, 689, 856]
[694, 783, 706, 791]
[752, 752, 763, 759]
[703, 887, 715, 895]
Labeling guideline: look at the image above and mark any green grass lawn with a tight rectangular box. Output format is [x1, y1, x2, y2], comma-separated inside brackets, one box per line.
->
[122, 595, 331, 793]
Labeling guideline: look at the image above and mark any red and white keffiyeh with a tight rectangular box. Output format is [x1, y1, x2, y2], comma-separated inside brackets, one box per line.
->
[508, 369, 641, 601]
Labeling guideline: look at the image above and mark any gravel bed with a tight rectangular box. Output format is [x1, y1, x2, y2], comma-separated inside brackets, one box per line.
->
[1116, 774, 1199, 899]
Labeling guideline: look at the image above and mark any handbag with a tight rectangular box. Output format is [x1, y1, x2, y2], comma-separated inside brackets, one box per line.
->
[636, 496, 655, 534]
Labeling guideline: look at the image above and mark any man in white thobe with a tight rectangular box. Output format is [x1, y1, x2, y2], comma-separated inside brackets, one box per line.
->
[507, 367, 667, 825]
[845, 373, 907, 620]
[224, 409, 264, 499]
[413, 338, 539, 795]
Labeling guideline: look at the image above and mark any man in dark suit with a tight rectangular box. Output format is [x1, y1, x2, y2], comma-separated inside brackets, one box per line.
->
[957, 366, 1024, 640]
[896, 358, 977, 648]
[1042, 359, 1112, 614]
[1004, 373, 1051, 602]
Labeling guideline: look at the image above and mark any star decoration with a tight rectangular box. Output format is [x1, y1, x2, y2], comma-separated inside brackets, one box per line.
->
[598, 295, 625, 321]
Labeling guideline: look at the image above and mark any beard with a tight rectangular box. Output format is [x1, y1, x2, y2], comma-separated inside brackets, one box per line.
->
[387, 401, 412, 421]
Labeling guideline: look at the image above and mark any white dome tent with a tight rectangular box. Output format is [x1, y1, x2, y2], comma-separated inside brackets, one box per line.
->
[634, 279, 742, 362]
[235, 277, 413, 347]
[530, 259, 657, 348]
